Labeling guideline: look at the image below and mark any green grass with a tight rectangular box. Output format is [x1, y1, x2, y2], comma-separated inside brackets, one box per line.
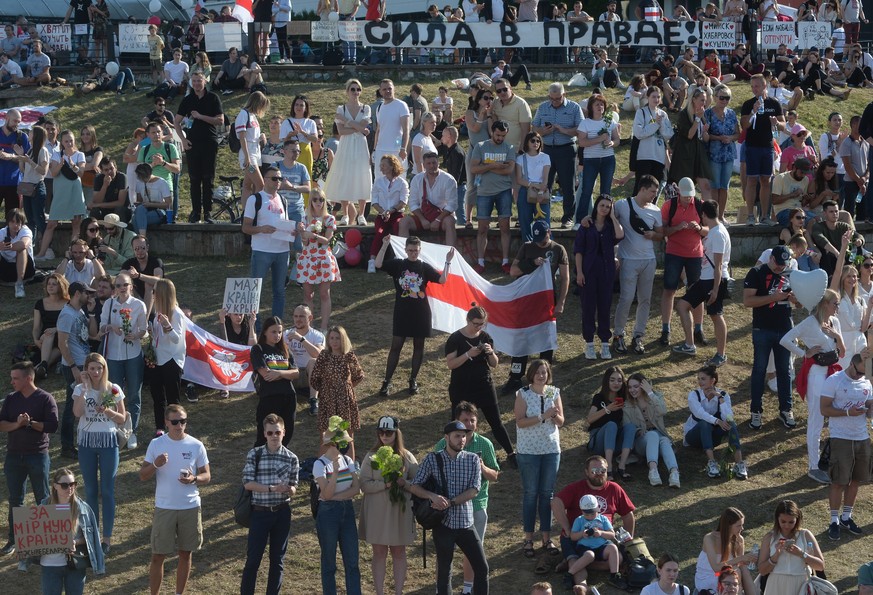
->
[0, 79, 871, 594]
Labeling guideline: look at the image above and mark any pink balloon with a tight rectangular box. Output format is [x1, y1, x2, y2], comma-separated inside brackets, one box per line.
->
[344, 247, 362, 266]
[344, 228, 362, 249]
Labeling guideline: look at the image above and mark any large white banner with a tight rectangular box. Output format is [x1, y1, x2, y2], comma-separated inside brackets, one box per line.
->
[118, 24, 150, 53]
[797, 21, 833, 50]
[204, 22, 244, 52]
[761, 21, 796, 49]
[700, 21, 736, 50]
[363, 20, 701, 48]
[35, 24, 71, 52]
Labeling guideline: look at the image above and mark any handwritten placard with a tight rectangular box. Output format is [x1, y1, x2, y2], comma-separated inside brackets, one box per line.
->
[797, 21, 832, 51]
[311, 21, 339, 42]
[761, 21, 796, 50]
[339, 20, 362, 43]
[204, 22, 243, 52]
[223, 278, 262, 314]
[118, 23, 151, 53]
[700, 21, 736, 50]
[36, 24, 71, 52]
[13, 505, 74, 560]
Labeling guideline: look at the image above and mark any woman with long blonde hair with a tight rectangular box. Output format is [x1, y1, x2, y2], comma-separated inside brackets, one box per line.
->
[148, 279, 187, 435]
[295, 187, 341, 331]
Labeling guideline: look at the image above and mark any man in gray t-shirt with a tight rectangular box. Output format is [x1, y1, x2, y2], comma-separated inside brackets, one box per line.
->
[56, 281, 96, 456]
[15, 40, 50, 86]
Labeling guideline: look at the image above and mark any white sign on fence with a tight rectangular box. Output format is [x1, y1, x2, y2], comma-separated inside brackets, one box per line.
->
[311, 21, 339, 42]
[797, 21, 833, 51]
[204, 22, 243, 52]
[35, 24, 71, 52]
[118, 24, 150, 53]
[700, 21, 736, 50]
[761, 21, 796, 49]
[223, 278, 262, 314]
[339, 21, 362, 43]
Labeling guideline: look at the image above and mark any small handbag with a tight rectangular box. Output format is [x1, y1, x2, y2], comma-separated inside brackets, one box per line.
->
[66, 544, 91, 570]
[233, 448, 262, 528]
[115, 411, 133, 449]
[412, 452, 448, 530]
[812, 351, 839, 366]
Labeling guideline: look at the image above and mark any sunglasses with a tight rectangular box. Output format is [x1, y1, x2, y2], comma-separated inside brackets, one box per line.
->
[265, 430, 282, 437]
[496, 88, 509, 94]
[312, 198, 325, 203]
[115, 283, 131, 288]
[349, 88, 362, 92]
[718, 96, 730, 101]
[378, 429, 395, 436]
[169, 418, 187, 426]
[156, 103, 166, 106]
[87, 227, 99, 232]
[864, 263, 873, 269]
[56, 481, 76, 489]
[582, 509, 598, 514]
[530, 139, 541, 144]
[269, 176, 283, 181]
[589, 467, 608, 474]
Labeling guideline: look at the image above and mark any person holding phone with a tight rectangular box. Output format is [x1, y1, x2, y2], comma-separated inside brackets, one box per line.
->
[585, 367, 635, 480]
[756, 499, 824, 592]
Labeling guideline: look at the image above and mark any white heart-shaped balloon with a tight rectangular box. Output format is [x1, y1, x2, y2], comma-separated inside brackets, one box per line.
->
[789, 268, 828, 312]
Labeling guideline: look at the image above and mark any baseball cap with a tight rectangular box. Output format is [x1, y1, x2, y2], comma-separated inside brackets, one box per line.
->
[790, 123, 809, 137]
[443, 420, 470, 435]
[68, 282, 96, 296]
[580, 494, 599, 512]
[532, 220, 550, 243]
[793, 157, 812, 172]
[772, 245, 791, 266]
[678, 177, 696, 197]
[377, 416, 398, 431]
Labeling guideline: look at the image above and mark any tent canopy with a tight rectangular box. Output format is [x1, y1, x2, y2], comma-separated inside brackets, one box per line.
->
[1, 0, 191, 23]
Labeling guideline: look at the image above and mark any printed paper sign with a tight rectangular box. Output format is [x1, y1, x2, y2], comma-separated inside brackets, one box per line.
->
[204, 22, 243, 52]
[311, 21, 339, 42]
[761, 21, 796, 49]
[13, 505, 74, 560]
[36, 24, 72, 52]
[223, 278, 262, 314]
[339, 20, 362, 42]
[797, 21, 832, 51]
[74, 23, 89, 36]
[118, 24, 150, 53]
[700, 21, 736, 50]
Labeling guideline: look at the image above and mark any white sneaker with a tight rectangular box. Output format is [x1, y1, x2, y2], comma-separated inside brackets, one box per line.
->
[706, 459, 721, 478]
[14, 281, 25, 298]
[648, 468, 662, 486]
[339, 215, 350, 226]
[733, 461, 749, 480]
[601, 344, 612, 359]
[585, 343, 597, 360]
[127, 434, 138, 449]
[367, 259, 376, 273]
[668, 468, 680, 488]
[356, 215, 367, 225]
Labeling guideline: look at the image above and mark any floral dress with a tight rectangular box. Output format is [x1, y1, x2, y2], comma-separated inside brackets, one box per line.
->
[310, 350, 364, 433]
[705, 107, 738, 164]
[312, 145, 330, 185]
[295, 214, 341, 284]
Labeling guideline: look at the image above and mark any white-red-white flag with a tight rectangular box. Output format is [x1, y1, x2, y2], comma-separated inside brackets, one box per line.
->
[233, 0, 254, 24]
[181, 317, 255, 392]
[389, 237, 558, 357]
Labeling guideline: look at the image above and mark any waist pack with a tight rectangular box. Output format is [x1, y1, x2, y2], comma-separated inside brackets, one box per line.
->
[812, 350, 839, 367]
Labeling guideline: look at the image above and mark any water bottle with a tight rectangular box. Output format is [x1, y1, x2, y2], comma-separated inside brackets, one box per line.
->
[856, 191, 863, 204]
[748, 544, 760, 572]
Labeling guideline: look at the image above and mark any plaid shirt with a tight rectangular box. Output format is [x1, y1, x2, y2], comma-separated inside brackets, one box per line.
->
[242, 444, 300, 507]
[412, 449, 481, 530]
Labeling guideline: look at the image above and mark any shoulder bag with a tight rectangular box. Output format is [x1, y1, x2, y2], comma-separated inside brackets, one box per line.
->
[233, 447, 263, 528]
[412, 452, 448, 530]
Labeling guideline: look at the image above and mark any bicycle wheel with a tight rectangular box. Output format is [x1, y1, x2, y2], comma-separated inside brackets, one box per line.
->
[211, 200, 237, 223]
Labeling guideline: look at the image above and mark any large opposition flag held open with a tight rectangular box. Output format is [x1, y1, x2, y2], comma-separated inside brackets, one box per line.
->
[233, 0, 254, 24]
[182, 317, 255, 392]
[389, 237, 558, 357]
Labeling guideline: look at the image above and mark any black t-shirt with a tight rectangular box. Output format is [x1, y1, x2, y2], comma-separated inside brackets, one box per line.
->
[225, 317, 251, 344]
[176, 90, 223, 145]
[252, 0, 273, 21]
[445, 329, 494, 396]
[93, 171, 126, 199]
[382, 258, 441, 338]
[743, 263, 793, 332]
[740, 97, 783, 148]
[121, 255, 164, 300]
[70, 0, 92, 24]
[145, 109, 176, 133]
[250, 343, 296, 398]
[589, 393, 624, 430]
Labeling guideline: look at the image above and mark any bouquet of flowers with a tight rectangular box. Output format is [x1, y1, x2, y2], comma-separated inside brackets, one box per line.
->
[119, 308, 133, 345]
[308, 219, 324, 235]
[101, 385, 120, 409]
[142, 336, 156, 369]
[327, 415, 351, 449]
[599, 111, 614, 148]
[371, 445, 406, 505]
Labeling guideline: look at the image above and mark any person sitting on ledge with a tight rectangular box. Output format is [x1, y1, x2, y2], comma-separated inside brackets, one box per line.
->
[13, 40, 50, 87]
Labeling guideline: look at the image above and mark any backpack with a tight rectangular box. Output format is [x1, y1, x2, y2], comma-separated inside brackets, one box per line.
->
[243, 190, 288, 245]
[665, 193, 703, 228]
[322, 46, 344, 66]
[142, 142, 174, 165]
[228, 109, 250, 154]
[624, 557, 657, 589]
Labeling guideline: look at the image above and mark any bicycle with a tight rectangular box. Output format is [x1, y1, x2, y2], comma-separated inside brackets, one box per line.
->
[212, 175, 243, 223]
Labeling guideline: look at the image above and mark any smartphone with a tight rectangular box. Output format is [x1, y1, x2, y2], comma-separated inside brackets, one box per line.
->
[783, 539, 795, 547]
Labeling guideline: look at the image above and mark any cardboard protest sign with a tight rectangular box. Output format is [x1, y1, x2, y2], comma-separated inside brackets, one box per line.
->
[36, 24, 72, 52]
[223, 278, 262, 314]
[312, 21, 339, 42]
[204, 22, 244, 52]
[13, 504, 74, 560]
[797, 21, 832, 51]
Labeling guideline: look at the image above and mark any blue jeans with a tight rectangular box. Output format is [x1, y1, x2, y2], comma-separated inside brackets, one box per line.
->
[710, 159, 733, 190]
[588, 421, 636, 455]
[517, 187, 551, 243]
[517, 452, 560, 533]
[315, 500, 361, 595]
[633, 430, 678, 469]
[543, 143, 577, 224]
[286, 203, 304, 252]
[5, 452, 51, 542]
[108, 354, 144, 430]
[41, 564, 86, 595]
[456, 183, 467, 225]
[23, 181, 47, 240]
[685, 420, 742, 452]
[250, 250, 290, 327]
[77, 445, 119, 539]
[133, 205, 166, 234]
[60, 366, 78, 450]
[575, 156, 616, 223]
[338, 15, 357, 62]
[751, 327, 792, 414]
[241, 504, 292, 595]
[112, 68, 136, 90]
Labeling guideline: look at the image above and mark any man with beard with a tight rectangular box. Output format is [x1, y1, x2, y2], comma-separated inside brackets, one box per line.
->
[89, 158, 129, 222]
[0, 108, 30, 221]
[284, 304, 324, 416]
[96, 213, 136, 272]
[551, 455, 635, 589]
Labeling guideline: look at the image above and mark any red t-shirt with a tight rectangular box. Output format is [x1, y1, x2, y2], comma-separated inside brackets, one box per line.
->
[661, 198, 704, 258]
[556, 479, 636, 529]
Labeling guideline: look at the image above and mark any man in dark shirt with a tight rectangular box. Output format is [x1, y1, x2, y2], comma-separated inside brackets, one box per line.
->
[0, 361, 59, 557]
[90, 158, 129, 222]
[214, 47, 246, 94]
[122, 235, 165, 313]
[63, 0, 92, 65]
[174, 71, 224, 223]
[740, 74, 786, 225]
[0, 108, 30, 222]
[743, 245, 796, 431]
[438, 125, 467, 225]
[811, 200, 865, 277]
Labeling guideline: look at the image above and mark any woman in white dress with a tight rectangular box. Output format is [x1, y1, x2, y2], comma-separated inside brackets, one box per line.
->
[756, 500, 825, 595]
[828, 235, 872, 370]
[323, 79, 373, 226]
[280, 94, 319, 179]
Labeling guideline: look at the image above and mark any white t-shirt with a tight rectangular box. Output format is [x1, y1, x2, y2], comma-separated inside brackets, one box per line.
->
[701, 222, 731, 281]
[244, 191, 290, 254]
[463, 0, 480, 22]
[135, 177, 171, 206]
[235, 109, 262, 166]
[375, 99, 411, 151]
[516, 152, 551, 184]
[577, 118, 617, 159]
[62, 259, 98, 286]
[832, 27, 846, 55]
[44, 140, 60, 180]
[144, 433, 209, 510]
[313, 454, 357, 498]
[842, 0, 862, 22]
[614, 198, 662, 261]
[163, 60, 189, 85]
[0, 224, 33, 263]
[21, 146, 50, 184]
[284, 327, 325, 369]
[412, 133, 438, 173]
[52, 150, 85, 170]
[73, 382, 125, 448]
[820, 370, 873, 440]
[0, 59, 22, 78]
[432, 95, 453, 114]
[279, 117, 318, 146]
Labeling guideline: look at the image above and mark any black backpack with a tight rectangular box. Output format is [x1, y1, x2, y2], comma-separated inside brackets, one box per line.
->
[665, 193, 703, 228]
[624, 556, 658, 589]
[322, 46, 343, 66]
[243, 190, 288, 245]
[228, 109, 250, 154]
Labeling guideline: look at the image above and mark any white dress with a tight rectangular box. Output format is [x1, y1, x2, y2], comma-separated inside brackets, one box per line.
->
[837, 295, 867, 370]
[323, 104, 373, 203]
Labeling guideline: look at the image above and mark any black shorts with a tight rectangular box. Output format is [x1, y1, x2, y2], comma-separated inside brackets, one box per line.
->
[0, 254, 35, 283]
[681, 278, 727, 315]
[574, 543, 610, 560]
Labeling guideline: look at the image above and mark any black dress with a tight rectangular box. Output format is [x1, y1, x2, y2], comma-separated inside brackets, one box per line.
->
[445, 330, 496, 406]
[382, 258, 441, 338]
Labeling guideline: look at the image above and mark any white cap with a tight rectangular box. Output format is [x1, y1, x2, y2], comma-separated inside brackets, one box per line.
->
[678, 177, 696, 197]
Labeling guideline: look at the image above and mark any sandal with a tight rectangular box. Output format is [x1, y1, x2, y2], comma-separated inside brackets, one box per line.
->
[617, 467, 632, 480]
[543, 540, 561, 556]
[534, 552, 551, 574]
[523, 539, 536, 558]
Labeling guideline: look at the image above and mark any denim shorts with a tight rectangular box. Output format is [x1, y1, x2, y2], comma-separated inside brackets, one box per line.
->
[663, 253, 702, 291]
[745, 145, 774, 178]
[476, 188, 513, 220]
[710, 159, 733, 190]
